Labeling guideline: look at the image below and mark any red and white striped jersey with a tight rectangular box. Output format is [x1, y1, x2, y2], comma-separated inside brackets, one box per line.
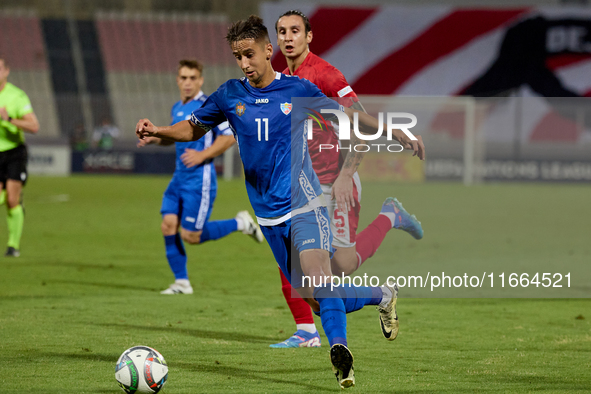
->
[283, 52, 358, 184]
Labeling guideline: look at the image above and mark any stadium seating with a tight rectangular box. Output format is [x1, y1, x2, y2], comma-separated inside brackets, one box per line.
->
[95, 11, 242, 140]
[0, 9, 60, 137]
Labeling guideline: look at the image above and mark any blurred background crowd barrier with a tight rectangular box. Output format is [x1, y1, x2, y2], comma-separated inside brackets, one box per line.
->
[2, 1, 591, 182]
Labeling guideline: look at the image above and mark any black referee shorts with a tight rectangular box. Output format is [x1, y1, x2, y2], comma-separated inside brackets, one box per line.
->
[0, 144, 28, 186]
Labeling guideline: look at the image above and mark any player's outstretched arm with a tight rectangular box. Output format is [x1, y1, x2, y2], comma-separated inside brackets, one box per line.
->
[330, 107, 366, 214]
[136, 119, 208, 142]
[199, 134, 235, 160]
[180, 135, 236, 168]
[136, 136, 174, 147]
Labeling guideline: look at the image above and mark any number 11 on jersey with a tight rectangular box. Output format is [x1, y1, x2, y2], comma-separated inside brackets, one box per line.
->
[256, 118, 268, 141]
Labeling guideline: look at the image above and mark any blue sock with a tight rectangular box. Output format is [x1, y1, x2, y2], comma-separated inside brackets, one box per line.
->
[164, 234, 187, 279]
[340, 285, 383, 313]
[200, 219, 238, 242]
[314, 286, 347, 347]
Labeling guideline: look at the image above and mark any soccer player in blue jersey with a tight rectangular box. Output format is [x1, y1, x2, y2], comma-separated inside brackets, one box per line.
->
[138, 59, 263, 295]
[271, 9, 426, 349]
[136, 16, 424, 389]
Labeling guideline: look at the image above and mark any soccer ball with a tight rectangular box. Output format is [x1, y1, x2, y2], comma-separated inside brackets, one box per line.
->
[115, 346, 168, 393]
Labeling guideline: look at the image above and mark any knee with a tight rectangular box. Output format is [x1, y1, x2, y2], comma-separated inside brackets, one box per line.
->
[330, 265, 354, 277]
[6, 193, 20, 209]
[330, 248, 358, 277]
[5, 181, 22, 209]
[161, 217, 178, 236]
[160, 220, 176, 235]
[181, 230, 201, 245]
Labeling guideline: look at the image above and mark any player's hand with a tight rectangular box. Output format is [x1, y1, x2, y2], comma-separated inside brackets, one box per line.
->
[181, 148, 207, 167]
[136, 136, 159, 148]
[331, 173, 354, 213]
[392, 129, 426, 160]
[0, 107, 9, 121]
[136, 118, 158, 139]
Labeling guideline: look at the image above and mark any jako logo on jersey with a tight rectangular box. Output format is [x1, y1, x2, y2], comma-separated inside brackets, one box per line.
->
[280, 102, 292, 115]
[302, 239, 315, 246]
[255, 98, 269, 104]
[236, 102, 246, 116]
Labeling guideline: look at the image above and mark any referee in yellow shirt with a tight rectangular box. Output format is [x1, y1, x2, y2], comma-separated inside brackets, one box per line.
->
[0, 58, 39, 257]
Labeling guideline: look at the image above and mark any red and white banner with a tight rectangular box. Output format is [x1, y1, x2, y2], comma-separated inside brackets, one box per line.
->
[263, 4, 591, 96]
[262, 4, 591, 143]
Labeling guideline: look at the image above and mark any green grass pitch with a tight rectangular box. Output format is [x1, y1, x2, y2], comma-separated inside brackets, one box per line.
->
[1, 175, 590, 393]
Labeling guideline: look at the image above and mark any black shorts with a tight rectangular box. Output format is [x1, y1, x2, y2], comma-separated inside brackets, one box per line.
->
[0, 144, 28, 186]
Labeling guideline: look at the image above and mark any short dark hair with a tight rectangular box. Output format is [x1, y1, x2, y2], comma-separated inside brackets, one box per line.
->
[226, 15, 270, 45]
[178, 59, 203, 74]
[275, 10, 312, 34]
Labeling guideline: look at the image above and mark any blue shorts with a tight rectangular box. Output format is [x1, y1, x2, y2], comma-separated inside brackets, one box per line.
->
[259, 207, 333, 289]
[160, 177, 216, 232]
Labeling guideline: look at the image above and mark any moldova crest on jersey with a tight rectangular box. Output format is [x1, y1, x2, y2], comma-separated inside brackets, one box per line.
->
[236, 101, 246, 117]
[280, 102, 292, 115]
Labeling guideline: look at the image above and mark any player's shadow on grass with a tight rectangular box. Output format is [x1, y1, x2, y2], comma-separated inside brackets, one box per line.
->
[43, 350, 334, 392]
[42, 350, 119, 364]
[48, 279, 157, 292]
[0, 294, 67, 300]
[10, 261, 121, 270]
[41, 351, 130, 394]
[95, 323, 272, 344]
[174, 360, 335, 392]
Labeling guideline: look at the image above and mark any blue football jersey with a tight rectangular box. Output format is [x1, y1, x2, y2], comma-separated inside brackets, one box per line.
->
[170, 91, 232, 184]
[189, 72, 341, 221]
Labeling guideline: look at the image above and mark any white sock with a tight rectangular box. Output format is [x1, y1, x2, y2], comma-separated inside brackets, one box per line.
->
[296, 323, 317, 334]
[235, 217, 245, 231]
[379, 212, 396, 227]
[175, 279, 191, 287]
[379, 286, 393, 308]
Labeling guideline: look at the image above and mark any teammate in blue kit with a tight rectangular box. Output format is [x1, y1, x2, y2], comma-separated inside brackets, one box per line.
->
[136, 17, 424, 389]
[138, 59, 263, 295]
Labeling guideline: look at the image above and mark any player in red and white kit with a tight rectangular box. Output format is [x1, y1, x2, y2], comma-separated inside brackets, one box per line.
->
[270, 10, 426, 348]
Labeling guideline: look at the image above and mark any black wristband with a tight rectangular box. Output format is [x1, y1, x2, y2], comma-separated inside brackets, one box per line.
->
[7, 116, 12, 122]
